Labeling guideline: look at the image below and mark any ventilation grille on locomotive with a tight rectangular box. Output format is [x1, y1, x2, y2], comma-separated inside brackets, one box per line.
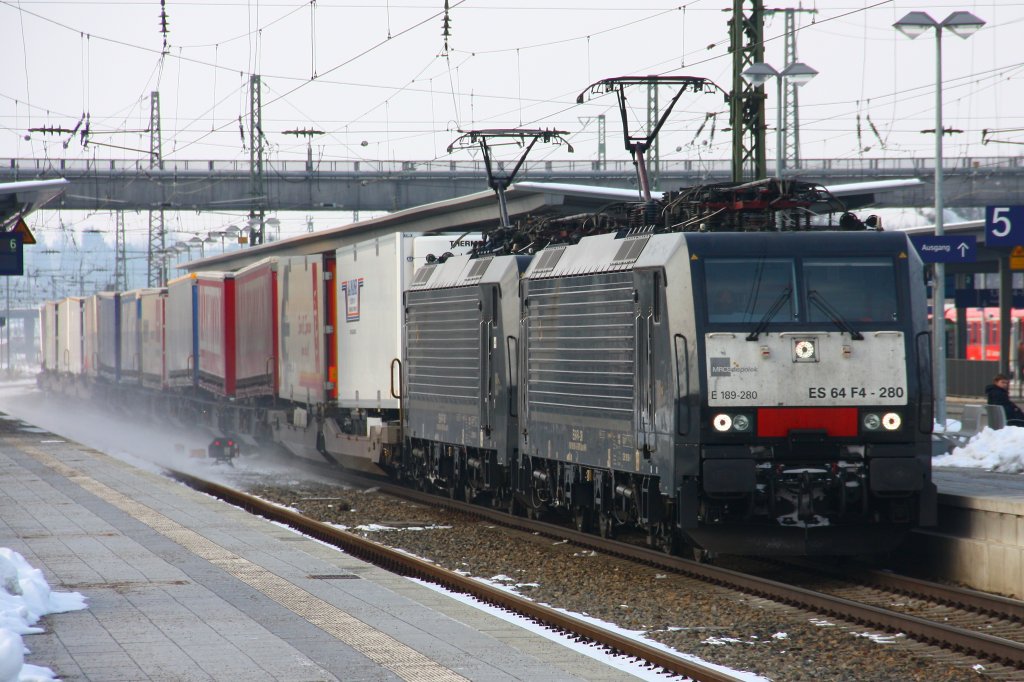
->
[526, 272, 635, 417]
[405, 287, 482, 403]
[532, 246, 567, 275]
[610, 236, 650, 266]
[465, 257, 493, 281]
[410, 264, 436, 288]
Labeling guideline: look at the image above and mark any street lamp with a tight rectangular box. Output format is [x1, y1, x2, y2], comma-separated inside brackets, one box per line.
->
[188, 235, 204, 258]
[894, 9, 985, 426]
[265, 217, 281, 243]
[208, 230, 225, 253]
[223, 225, 241, 249]
[741, 61, 818, 180]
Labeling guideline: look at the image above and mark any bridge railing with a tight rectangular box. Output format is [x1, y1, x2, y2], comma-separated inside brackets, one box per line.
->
[4, 155, 1023, 176]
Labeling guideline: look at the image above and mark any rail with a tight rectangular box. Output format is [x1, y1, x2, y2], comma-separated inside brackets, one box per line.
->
[168, 468, 746, 682]
[264, 467, 1024, 671]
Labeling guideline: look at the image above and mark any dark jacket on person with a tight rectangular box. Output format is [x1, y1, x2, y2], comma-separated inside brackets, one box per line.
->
[985, 383, 1024, 423]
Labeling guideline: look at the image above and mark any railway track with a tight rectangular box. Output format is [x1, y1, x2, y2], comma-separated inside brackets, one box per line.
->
[167, 468, 746, 682]
[170, 465, 1024, 676]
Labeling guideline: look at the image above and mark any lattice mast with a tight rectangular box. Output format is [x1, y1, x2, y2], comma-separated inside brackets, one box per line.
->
[766, 6, 818, 172]
[646, 84, 659, 191]
[249, 74, 266, 246]
[146, 91, 165, 286]
[115, 211, 127, 291]
[728, 0, 766, 181]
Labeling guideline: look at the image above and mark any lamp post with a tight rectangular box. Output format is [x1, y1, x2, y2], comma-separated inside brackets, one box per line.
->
[188, 235, 204, 258]
[223, 225, 240, 250]
[741, 61, 818, 180]
[894, 10, 985, 426]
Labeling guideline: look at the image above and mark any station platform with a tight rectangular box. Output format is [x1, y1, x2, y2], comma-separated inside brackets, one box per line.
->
[911, 467, 1024, 598]
[0, 426, 637, 681]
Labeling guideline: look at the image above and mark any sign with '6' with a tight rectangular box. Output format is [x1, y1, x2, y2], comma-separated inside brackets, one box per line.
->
[0, 233, 23, 276]
[985, 206, 1024, 247]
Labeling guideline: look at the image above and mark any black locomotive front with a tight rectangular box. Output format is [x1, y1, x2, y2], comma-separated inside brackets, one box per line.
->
[685, 231, 937, 554]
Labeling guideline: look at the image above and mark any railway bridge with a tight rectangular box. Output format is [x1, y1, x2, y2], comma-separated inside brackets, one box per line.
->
[3, 155, 1023, 213]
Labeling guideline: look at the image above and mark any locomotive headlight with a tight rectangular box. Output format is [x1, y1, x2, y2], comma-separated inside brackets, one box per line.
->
[712, 414, 733, 432]
[863, 413, 882, 431]
[732, 414, 751, 432]
[793, 338, 817, 362]
[882, 412, 902, 431]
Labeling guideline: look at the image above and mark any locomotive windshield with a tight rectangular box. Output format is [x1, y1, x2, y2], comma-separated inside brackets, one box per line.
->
[703, 256, 899, 324]
[804, 258, 898, 323]
[704, 258, 796, 324]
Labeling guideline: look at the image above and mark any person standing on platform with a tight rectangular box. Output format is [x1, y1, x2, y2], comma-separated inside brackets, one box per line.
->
[986, 374, 1024, 426]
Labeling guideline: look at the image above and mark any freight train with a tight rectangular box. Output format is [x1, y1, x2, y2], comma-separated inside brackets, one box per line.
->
[37, 179, 937, 557]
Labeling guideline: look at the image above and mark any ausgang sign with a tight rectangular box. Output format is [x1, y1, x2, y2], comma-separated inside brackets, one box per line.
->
[910, 235, 977, 263]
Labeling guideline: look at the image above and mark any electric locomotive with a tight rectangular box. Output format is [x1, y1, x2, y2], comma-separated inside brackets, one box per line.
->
[399, 181, 937, 556]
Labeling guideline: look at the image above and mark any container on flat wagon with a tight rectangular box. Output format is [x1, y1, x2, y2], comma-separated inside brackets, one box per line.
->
[277, 254, 327, 406]
[40, 301, 57, 373]
[139, 288, 167, 390]
[57, 297, 85, 376]
[165, 275, 197, 389]
[82, 296, 99, 379]
[234, 258, 277, 399]
[95, 292, 120, 383]
[118, 291, 141, 385]
[334, 233, 479, 411]
[196, 272, 236, 397]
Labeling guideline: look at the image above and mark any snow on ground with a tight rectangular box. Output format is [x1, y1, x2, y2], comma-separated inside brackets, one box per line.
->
[0, 550, 86, 682]
[933, 424, 1024, 473]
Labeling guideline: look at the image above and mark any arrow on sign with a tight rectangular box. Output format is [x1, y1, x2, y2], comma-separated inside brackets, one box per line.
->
[958, 242, 971, 258]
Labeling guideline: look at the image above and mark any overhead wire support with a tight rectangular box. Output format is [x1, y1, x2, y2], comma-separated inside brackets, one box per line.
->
[577, 76, 724, 203]
[283, 127, 325, 171]
[447, 128, 573, 229]
[982, 127, 1024, 146]
[147, 91, 167, 287]
[728, 0, 766, 182]
[765, 6, 817, 172]
[249, 74, 266, 246]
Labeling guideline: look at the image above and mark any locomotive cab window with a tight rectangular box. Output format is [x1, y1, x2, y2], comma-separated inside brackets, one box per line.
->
[704, 258, 796, 324]
[804, 258, 898, 323]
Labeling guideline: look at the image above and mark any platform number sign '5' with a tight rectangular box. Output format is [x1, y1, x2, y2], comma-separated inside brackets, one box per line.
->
[985, 206, 1024, 247]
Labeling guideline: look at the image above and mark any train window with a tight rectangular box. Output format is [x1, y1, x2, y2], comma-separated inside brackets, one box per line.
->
[804, 258, 898, 323]
[704, 258, 795, 324]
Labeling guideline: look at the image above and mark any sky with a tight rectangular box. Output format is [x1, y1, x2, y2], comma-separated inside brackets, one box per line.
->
[1, 0, 1023, 260]
[0, 376, 1020, 679]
